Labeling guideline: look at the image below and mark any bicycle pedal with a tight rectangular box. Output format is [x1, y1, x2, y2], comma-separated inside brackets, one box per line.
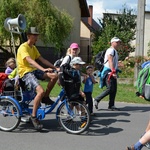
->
[80, 121, 87, 128]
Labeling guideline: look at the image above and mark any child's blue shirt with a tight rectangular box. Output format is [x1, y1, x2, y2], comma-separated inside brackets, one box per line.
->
[84, 76, 93, 92]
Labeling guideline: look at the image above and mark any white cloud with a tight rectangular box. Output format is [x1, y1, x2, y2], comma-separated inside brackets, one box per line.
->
[146, 0, 150, 10]
[91, 1, 104, 19]
[87, 0, 150, 23]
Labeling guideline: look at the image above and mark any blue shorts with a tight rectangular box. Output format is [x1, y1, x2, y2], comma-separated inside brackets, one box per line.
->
[22, 70, 45, 91]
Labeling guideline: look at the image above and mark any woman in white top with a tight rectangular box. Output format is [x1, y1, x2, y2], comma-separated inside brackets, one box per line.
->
[61, 43, 80, 66]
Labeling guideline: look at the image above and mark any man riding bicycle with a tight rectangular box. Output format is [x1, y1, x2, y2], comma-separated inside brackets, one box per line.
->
[17, 27, 58, 130]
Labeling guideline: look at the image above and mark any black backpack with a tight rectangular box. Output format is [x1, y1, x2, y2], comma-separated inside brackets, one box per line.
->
[54, 55, 72, 68]
[94, 50, 115, 72]
[94, 50, 107, 71]
[54, 57, 64, 68]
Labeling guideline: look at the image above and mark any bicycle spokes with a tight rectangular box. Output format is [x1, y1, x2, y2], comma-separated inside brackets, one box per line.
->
[57, 100, 90, 134]
[0, 98, 21, 131]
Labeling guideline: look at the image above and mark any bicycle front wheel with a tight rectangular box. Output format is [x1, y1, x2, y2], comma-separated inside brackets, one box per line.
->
[57, 100, 91, 134]
[0, 97, 21, 131]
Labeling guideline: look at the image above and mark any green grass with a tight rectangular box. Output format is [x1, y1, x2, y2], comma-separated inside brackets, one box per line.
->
[40, 81, 150, 104]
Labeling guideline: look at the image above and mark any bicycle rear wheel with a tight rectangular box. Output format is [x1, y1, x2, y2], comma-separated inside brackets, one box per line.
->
[0, 97, 21, 131]
[57, 100, 91, 134]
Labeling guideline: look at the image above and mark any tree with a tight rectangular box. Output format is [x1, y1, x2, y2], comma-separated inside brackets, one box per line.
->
[92, 5, 136, 60]
[0, 0, 73, 56]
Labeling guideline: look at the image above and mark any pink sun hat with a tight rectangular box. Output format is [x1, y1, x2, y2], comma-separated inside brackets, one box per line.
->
[70, 43, 79, 49]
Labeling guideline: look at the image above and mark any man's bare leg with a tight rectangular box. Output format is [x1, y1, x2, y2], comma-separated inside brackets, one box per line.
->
[32, 85, 45, 117]
[44, 77, 58, 97]
[43, 72, 58, 97]
[30, 85, 45, 130]
[42, 73, 58, 104]
[145, 120, 150, 132]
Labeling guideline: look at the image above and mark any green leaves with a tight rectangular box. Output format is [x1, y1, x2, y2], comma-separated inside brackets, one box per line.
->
[92, 5, 136, 60]
[0, 0, 73, 52]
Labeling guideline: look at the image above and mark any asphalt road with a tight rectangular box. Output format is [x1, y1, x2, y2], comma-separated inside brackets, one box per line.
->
[0, 101, 150, 150]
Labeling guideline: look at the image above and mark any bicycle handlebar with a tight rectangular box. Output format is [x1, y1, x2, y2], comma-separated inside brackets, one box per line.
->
[45, 69, 58, 74]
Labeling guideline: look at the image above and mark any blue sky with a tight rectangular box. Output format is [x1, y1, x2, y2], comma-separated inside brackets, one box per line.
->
[87, 0, 150, 22]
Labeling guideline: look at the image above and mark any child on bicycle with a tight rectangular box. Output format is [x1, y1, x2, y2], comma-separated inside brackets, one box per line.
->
[4, 58, 19, 91]
[5, 57, 16, 75]
[69, 57, 89, 128]
[70, 56, 86, 99]
[60, 57, 86, 101]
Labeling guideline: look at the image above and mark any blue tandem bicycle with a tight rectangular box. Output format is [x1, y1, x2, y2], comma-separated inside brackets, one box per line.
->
[0, 82, 91, 134]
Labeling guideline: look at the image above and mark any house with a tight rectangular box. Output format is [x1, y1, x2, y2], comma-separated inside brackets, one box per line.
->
[80, 5, 101, 63]
[37, 0, 90, 64]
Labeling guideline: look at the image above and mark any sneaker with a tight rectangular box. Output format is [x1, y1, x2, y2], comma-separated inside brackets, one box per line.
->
[21, 117, 30, 123]
[108, 106, 120, 111]
[94, 99, 98, 109]
[145, 142, 150, 149]
[126, 146, 135, 150]
[30, 116, 43, 130]
[91, 113, 96, 116]
[42, 97, 55, 105]
[140, 133, 150, 149]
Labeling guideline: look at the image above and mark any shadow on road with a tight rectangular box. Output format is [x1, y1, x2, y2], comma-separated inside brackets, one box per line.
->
[85, 105, 150, 136]
[10, 105, 150, 135]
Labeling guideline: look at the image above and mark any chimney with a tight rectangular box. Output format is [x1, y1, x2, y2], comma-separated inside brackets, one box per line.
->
[88, 5, 93, 26]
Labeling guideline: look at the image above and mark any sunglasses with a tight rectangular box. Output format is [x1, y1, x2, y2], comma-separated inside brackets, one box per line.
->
[74, 63, 81, 65]
[72, 48, 78, 50]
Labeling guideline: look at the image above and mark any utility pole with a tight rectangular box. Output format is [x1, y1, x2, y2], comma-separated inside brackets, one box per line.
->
[134, 0, 146, 85]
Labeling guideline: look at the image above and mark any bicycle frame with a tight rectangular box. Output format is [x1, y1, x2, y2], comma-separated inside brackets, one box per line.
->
[10, 88, 74, 121]
[38, 89, 75, 120]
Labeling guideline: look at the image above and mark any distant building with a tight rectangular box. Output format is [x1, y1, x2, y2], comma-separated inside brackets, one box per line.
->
[80, 5, 101, 63]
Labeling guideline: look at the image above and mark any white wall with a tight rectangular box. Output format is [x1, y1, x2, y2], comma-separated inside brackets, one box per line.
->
[50, 0, 81, 47]
[144, 12, 150, 55]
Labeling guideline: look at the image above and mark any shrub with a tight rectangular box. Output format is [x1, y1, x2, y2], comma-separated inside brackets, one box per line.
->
[119, 58, 135, 78]
[119, 56, 150, 78]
